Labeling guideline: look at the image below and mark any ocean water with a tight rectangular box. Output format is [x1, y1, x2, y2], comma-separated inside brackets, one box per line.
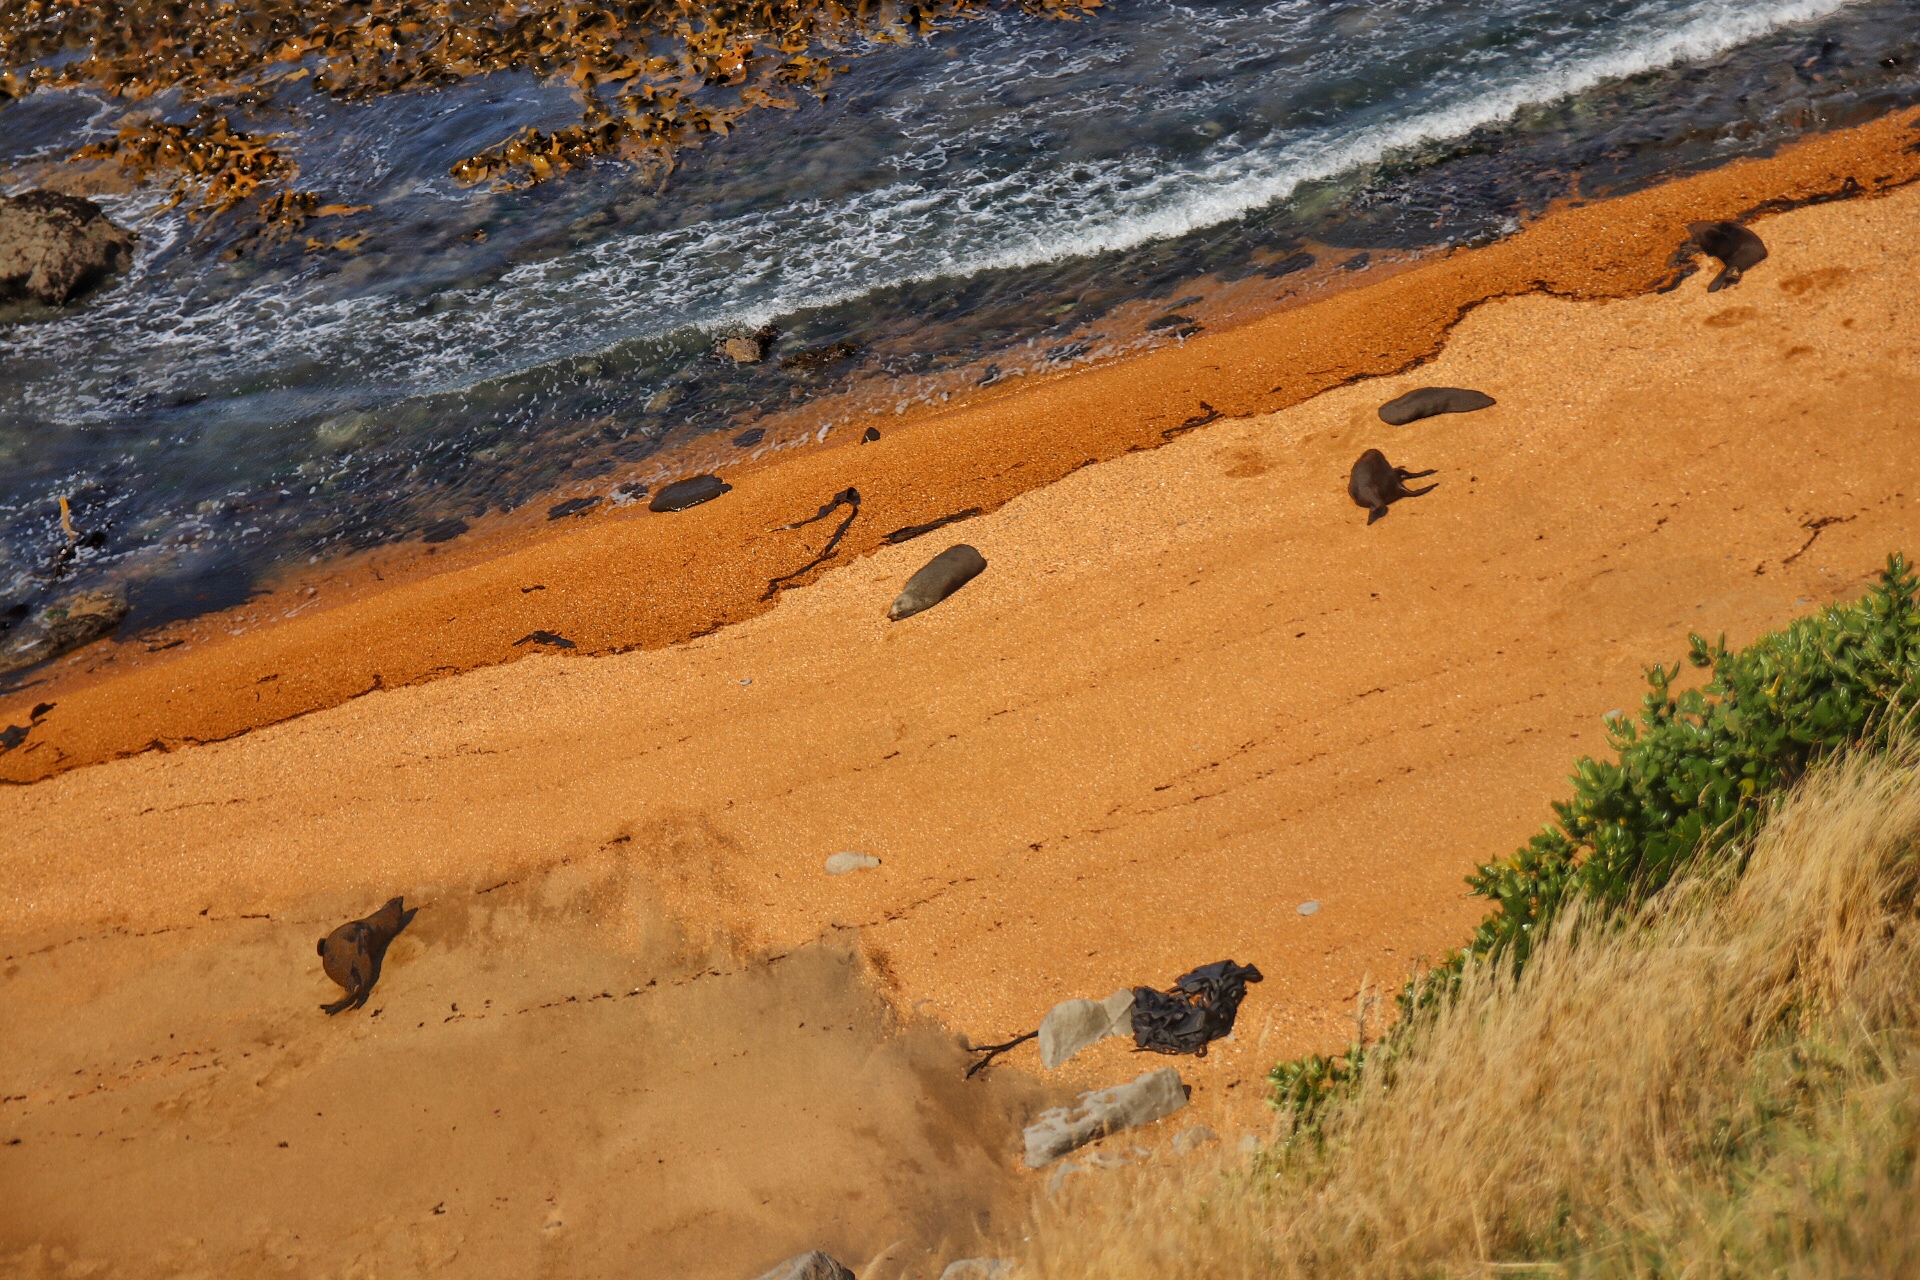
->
[0, 0, 1915, 637]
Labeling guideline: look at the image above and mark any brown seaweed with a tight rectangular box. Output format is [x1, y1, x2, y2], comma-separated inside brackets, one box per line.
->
[3, 0, 1104, 217]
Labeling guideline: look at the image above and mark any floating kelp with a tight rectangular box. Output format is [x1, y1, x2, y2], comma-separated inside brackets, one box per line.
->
[2, 0, 1104, 212]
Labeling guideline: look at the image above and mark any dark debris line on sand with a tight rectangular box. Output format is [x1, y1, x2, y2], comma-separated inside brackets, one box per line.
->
[513, 630, 576, 648]
[884, 509, 983, 545]
[763, 488, 862, 600]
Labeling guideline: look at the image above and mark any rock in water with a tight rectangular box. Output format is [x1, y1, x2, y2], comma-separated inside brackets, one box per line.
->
[0, 587, 129, 677]
[751, 1251, 856, 1280]
[888, 544, 986, 620]
[0, 190, 136, 307]
[1022, 1068, 1189, 1167]
[1038, 990, 1136, 1068]
[939, 1261, 1014, 1280]
[1377, 386, 1496, 426]
[650, 474, 732, 512]
[824, 852, 881, 875]
[1688, 220, 1768, 292]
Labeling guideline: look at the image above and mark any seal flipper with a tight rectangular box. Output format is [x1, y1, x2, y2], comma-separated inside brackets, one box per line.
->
[1367, 505, 1389, 525]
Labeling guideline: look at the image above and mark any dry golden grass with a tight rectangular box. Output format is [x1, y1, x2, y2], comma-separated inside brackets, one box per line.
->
[1019, 750, 1920, 1279]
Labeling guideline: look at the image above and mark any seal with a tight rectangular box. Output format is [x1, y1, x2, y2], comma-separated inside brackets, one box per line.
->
[888, 544, 987, 620]
[1348, 449, 1437, 525]
[1688, 221, 1767, 292]
[317, 896, 418, 1015]
[650, 474, 731, 512]
[1377, 386, 1496, 426]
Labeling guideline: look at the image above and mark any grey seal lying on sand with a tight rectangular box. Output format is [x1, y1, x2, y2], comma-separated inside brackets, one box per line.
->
[650, 474, 731, 512]
[1349, 449, 1437, 525]
[888, 544, 986, 620]
[318, 896, 418, 1015]
[1377, 386, 1496, 426]
[1688, 221, 1767, 292]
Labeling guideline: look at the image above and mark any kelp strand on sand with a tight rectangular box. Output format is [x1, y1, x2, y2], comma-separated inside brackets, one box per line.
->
[0, 0, 1102, 209]
[1272, 552, 1920, 1117]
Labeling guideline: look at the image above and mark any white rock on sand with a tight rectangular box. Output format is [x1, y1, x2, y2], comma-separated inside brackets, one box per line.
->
[752, 1250, 855, 1280]
[1022, 1068, 1188, 1167]
[1037, 989, 1135, 1068]
[824, 852, 881, 875]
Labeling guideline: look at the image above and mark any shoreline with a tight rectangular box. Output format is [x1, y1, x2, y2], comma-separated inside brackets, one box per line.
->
[4, 106, 1920, 784]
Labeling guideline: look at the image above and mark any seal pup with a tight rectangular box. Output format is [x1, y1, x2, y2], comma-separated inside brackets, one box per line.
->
[1348, 449, 1437, 525]
[1377, 386, 1496, 426]
[317, 896, 418, 1015]
[650, 474, 731, 512]
[1688, 221, 1767, 292]
[888, 544, 986, 620]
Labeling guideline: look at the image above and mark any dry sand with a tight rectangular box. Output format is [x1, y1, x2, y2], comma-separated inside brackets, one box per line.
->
[6, 112, 1920, 1277]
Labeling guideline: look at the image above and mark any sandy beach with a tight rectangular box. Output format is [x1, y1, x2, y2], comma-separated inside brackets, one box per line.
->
[6, 108, 1920, 1278]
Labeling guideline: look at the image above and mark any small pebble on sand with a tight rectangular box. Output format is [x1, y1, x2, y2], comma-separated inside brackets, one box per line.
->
[1297, 901, 1320, 916]
[824, 852, 882, 875]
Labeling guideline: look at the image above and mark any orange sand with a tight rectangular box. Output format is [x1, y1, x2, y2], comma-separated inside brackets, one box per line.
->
[6, 115, 1920, 1277]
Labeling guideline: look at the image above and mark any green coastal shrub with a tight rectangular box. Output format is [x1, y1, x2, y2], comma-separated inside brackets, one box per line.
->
[1271, 553, 1920, 1114]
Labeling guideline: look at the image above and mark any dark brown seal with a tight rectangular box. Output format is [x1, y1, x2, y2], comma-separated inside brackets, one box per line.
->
[1348, 449, 1437, 525]
[888, 544, 986, 620]
[317, 896, 418, 1015]
[1688, 221, 1767, 292]
[1377, 386, 1496, 426]
[650, 474, 731, 512]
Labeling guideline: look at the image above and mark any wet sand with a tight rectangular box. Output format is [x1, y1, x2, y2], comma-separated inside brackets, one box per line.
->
[6, 111, 1920, 1277]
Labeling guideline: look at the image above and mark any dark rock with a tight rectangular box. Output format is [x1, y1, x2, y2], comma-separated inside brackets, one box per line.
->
[421, 518, 469, 543]
[861, 427, 881, 444]
[0, 190, 137, 307]
[751, 1251, 855, 1280]
[546, 496, 600, 519]
[1377, 387, 1496, 426]
[732, 427, 766, 448]
[0, 587, 129, 677]
[651, 474, 731, 512]
[1145, 313, 1195, 331]
[780, 340, 859, 372]
[513, 630, 576, 648]
[888, 544, 986, 621]
[1262, 250, 1315, 278]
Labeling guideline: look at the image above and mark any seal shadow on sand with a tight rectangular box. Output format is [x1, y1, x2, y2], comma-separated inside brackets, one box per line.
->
[0, 845, 1055, 1280]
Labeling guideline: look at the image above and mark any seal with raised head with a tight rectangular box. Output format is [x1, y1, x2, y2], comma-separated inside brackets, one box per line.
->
[317, 896, 418, 1015]
[650, 474, 731, 512]
[1348, 449, 1437, 525]
[1377, 386, 1496, 426]
[1688, 221, 1767, 292]
[888, 544, 986, 620]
